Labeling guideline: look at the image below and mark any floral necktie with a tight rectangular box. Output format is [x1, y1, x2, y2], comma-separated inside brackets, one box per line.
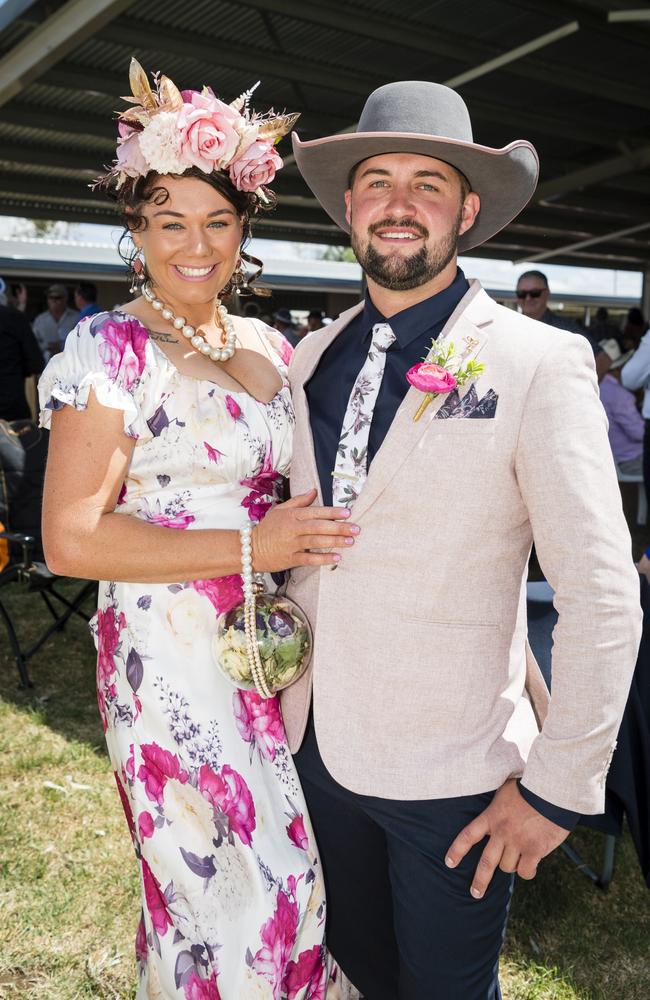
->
[332, 322, 396, 506]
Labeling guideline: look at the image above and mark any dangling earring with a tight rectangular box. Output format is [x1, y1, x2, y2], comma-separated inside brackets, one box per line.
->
[230, 257, 248, 296]
[129, 252, 146, 295]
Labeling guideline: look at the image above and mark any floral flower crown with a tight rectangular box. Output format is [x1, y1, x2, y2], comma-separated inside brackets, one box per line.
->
[97, 58, 299, 200]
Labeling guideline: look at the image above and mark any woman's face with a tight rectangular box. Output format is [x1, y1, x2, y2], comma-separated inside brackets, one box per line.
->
[131, 174, 243, 309]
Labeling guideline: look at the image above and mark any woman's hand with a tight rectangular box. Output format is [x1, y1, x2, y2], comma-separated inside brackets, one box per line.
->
[252, 489, 359, 571]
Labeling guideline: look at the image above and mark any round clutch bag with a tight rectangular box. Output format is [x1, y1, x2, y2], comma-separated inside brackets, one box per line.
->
[212, 589, 312, 699]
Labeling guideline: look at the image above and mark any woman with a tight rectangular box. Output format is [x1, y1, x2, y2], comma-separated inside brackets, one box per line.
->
[38, 62, 357, 999]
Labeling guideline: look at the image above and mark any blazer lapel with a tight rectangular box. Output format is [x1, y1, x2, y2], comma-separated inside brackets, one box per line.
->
[352, 280, 493, 521]
[291, 302, 365, 504]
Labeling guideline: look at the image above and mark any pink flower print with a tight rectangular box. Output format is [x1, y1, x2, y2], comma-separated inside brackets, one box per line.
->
[233, 689, 286, 762]
[219, 765, 256, 845]
[286, 814, 309, 853]
[198, 763, 256, 846]
[146, 510, 196, 530]
[190, 575, 243, 616]
[204, 441, 224, 464]
[135, 911, 148, 968]
[96, 605, 126, 684]
[125, 743, 135, 782]
[138, 811, 155, 840]
[96, 685, 108, 733]
[183, 971, 221, 1000]
[96, 317, 149, 390]
[141, 858, 173, 937]
[276, 335, 293, 367]
[177, 90, 241, 174]
[252, 889, 299, 990]
[241, 492, 273, 522]
[225, 394, 242, 421]
[114, 771, 135, 839]
[138, 742, 188, 807]
[283, 945, 327, 1000]
[241, 441, 279, 523]
[117, 481, 127, 506]
[229, 139, 283, 192]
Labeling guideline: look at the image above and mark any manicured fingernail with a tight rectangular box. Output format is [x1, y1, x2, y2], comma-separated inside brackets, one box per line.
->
[445, 856, 457, 868]
[332, 554, 341, 562]
[349, 525, 361, 534]
[471, 887, 483, 899]
[345, 537, 355, 545]
[340, 508, 351, 517]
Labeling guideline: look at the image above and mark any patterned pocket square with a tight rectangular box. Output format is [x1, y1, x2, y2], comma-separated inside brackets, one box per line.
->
[434, 385, 499, 420]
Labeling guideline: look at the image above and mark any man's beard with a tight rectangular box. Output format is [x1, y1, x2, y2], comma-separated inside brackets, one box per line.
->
[351, 209, 463, 291]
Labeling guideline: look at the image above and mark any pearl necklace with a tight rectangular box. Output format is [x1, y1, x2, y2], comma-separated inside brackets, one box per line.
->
[142, 281, 236, 363]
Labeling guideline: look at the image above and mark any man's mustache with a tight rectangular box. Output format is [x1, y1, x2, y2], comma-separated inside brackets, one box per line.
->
[368, 218, 429, 239]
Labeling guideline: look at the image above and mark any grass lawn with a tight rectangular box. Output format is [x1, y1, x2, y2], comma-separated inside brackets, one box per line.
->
[0, 578, 649, 999]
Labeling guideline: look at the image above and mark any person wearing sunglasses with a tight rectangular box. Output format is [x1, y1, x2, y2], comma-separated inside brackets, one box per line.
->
[515, 269, 581, 332]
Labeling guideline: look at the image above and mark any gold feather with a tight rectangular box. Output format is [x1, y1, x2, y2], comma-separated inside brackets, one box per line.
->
[256, 112, 300, 142]
[129, 57, 156, 111]
[158, 75, 184, 111]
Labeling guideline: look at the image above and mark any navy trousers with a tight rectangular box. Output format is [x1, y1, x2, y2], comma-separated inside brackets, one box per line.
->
[294, 717, 514, 1000]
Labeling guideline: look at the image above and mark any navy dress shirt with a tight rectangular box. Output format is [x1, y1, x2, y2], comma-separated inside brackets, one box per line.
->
[305, 269, 578, 831]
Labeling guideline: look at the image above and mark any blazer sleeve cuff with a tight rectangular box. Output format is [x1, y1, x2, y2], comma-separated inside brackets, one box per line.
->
[518, 781, 580, 831]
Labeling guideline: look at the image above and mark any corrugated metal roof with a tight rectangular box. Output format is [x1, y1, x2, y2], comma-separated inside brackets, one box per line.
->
[0, 0, 649, 268]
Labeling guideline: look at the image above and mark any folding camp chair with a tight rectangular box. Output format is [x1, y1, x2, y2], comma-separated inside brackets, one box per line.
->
[0, 418, 96, 687]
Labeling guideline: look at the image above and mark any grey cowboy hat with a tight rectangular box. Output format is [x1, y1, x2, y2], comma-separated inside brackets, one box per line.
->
[292, 81, 539, 253]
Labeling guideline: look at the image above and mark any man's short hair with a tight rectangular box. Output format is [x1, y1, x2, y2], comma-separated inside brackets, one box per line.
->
[75, 281, 97, 303]
[517, 270, 549, 288]
[347, 160, 472, 202]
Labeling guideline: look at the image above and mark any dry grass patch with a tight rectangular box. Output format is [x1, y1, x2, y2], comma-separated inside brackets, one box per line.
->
[1, 579, 649, 999]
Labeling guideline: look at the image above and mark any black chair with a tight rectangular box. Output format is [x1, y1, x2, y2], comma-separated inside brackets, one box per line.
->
[0, 418, 96, 687]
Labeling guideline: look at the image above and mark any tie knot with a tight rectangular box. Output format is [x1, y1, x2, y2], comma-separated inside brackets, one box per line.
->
[370, 322, 396, 352]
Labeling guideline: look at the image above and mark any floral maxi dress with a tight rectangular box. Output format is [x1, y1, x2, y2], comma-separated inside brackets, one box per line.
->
[38, 312, 337, 1000]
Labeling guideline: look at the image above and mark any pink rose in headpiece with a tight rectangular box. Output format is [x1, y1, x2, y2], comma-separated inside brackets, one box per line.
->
[406, 361, 457, 394]
[229, 140, 282, 192]
[115, 121, 148, 178]
[177, 91, 242, 173]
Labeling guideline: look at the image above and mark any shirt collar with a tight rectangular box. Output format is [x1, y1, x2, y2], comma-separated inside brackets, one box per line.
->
[361, 267, 469, 348]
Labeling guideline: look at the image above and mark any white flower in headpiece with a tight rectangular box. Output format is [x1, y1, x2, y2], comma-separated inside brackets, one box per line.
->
[138, 111, 186, 175]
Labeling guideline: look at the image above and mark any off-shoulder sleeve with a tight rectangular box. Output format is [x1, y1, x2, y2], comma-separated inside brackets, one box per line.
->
[38, 311, 154, 438]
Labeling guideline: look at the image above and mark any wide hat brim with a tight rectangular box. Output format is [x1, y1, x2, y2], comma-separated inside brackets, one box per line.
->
[292, 131, 539, 253]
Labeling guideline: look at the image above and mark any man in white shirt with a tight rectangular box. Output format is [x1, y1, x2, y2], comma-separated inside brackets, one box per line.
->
[32, 284, 79, 359]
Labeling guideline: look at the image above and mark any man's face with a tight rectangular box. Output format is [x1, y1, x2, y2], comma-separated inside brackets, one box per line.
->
[344, 152, 479, 292]
[47, 293, 66, 319]
[516, 277, 549, 321]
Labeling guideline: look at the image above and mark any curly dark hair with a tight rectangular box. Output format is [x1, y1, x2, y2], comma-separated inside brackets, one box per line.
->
[114, 167, 273, 296]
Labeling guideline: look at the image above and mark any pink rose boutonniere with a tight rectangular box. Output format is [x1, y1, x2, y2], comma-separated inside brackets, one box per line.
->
[406, 336, 485, 421]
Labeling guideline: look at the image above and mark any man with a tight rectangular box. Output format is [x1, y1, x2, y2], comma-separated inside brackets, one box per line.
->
[32, 283, 78, 359]
[0, 297, 44, 420]
[273, 306, 301, 348]
[306, 308, 327, 333]
[73, 281, 102, 319]
[278, 81, 641, 999]
[515, 270, 582, 332]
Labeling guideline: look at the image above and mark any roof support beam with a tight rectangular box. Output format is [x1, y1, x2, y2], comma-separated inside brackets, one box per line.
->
[99, 19, 380, 97]
[0, 0, 40, 35]
[535, 144, 650, 201]
[231, 0, 650, 110]
[0, 0, 136, 108]
[516, 220, 650, 264]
